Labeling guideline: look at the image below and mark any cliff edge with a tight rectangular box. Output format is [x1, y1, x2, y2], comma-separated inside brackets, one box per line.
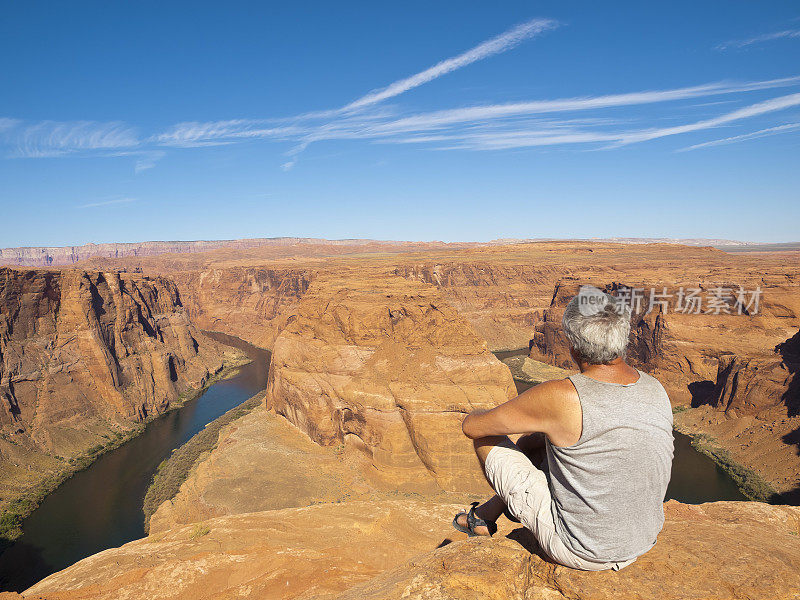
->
[23, 499, 800, 600]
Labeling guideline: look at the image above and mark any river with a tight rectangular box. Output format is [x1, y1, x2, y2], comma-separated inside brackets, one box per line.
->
[0, 331, 270, 592]
[0, 340, 744, 591]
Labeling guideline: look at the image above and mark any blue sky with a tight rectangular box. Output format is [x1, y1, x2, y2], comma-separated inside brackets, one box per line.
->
[1, 1, 799, 246]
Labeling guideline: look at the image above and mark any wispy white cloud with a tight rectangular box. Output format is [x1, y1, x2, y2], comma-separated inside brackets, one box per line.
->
[146, 76, 800, 155]
[716, 29, 800, 50]
[9, 121, 139, 158]
[259, 17, 559, 164]
[153, 119, 306, 148]
[332, 77, 800, 137]
[339, 18, 558, 113]
[611, 92, 800, 146]
[134, 150, 165, 173]
[679, 122, 800, 151]
[5, 17, 800, 170]
[380, 92, 800, 151]
[77, 197, 137, 209]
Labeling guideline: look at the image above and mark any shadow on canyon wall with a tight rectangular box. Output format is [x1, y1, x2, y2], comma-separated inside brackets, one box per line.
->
[688, 380, 716, 407]
[773, 330, 800, 504]
[773, 425, 800, 504]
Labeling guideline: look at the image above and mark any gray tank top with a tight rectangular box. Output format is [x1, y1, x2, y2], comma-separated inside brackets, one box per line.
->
[546, 370, 674, 562]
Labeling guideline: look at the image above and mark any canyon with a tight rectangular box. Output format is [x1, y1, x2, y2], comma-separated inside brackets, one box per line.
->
[1, 238, 799, 598]
[265, 271, 516, 493]
[0, 267, 239, 533]
[21, 393, 800, 600]
[78, 239, 800, 497]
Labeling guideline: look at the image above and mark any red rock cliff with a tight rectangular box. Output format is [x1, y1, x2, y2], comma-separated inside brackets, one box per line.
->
[0, 267, 231, 514]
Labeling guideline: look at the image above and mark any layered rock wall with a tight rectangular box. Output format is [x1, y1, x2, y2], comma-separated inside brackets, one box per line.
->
[0, 267, 230, 512]
[170, 267, 312, 349]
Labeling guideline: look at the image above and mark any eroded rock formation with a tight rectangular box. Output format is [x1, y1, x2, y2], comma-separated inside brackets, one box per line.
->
[675, 328, 800, 498]
[266, 272, 516, 493]
[0, 267, 233, 514]
[170, 267, 312, 349]
[147, 402, 378, 534]
[711, 329, 799, 417]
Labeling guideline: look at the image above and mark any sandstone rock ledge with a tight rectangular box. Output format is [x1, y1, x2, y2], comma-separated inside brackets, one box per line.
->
[502, 355, 574, 385]
[23, 500, 800, 600]
[340, 500, 800, 600]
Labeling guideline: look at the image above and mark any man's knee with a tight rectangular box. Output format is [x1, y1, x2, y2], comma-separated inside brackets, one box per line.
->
[473, 435, 511, 466]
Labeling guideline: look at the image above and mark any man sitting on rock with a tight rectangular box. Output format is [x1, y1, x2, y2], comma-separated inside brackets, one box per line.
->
[454, 286, 674, 571]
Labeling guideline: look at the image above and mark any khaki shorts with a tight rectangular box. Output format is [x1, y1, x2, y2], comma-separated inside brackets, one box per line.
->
[484, 438, 636, 571]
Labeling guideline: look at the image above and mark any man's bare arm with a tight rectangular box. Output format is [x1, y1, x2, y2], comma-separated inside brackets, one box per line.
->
[461, 378, 576, 441]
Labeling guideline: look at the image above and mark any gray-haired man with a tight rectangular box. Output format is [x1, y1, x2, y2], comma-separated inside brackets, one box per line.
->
[454, 286, 674, 571]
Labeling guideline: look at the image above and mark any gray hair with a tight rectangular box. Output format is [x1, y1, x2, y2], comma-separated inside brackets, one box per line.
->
[562, 286, 631, 364]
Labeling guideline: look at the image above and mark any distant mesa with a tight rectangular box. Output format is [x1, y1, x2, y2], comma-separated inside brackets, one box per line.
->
[0, 238, 461, 268]
[2, 237, 794, 268]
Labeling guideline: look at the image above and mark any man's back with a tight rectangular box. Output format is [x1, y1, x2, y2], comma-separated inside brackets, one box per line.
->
[546, 370, 674, 562]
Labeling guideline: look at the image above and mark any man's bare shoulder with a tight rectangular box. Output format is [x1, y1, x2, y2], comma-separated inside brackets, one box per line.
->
[525, 377, 582, 446]
[524, 377, 578, 402]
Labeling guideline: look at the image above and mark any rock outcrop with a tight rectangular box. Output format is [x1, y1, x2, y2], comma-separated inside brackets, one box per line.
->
[26, 501, 466, 600]
[712, 329, 799, 417]
[502, 355, 573, 386]
[23, 500, 800, 600]
[675, 328, 800, 498]
[266, 272, 517, 493]
[395, 262, 557, 351]
[0, 267, 234, 516]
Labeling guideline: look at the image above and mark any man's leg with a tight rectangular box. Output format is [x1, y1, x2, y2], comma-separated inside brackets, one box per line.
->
[455, 435, 513, 536]
[456, 434, 548, 536]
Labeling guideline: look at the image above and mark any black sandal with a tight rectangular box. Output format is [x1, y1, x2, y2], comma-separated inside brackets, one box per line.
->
[452, 502, 498, 537]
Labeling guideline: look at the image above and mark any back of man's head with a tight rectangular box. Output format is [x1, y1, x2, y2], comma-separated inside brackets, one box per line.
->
[562, 286, 632, 365]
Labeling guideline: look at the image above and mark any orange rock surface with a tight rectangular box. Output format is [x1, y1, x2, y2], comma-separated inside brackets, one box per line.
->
[337, 501, 800, 600]
[22, 500, 800, 600]
[147, 402, 387, 534]
[26, 501, 466, 600]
